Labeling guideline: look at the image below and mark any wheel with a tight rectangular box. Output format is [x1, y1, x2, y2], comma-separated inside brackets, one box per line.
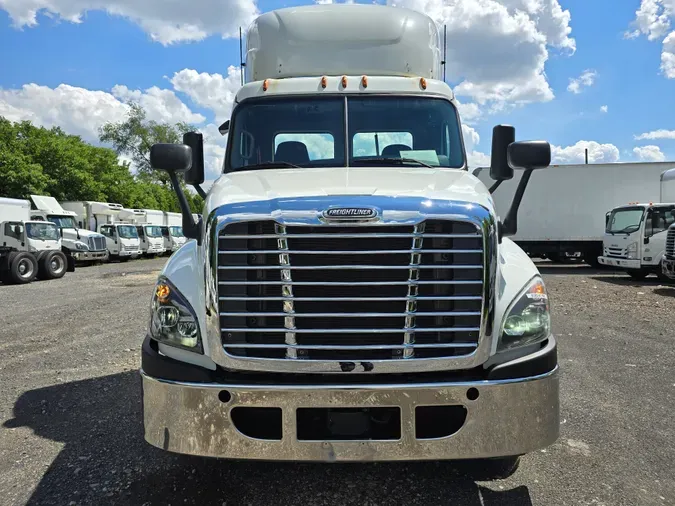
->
[7, 251, 38, 284]
[627, 269, 648, 280]
[584, 255, 602, 268]
[119, 256, 130, 263]
[464, 456, 521, 480]
[37, 251, 68, 280]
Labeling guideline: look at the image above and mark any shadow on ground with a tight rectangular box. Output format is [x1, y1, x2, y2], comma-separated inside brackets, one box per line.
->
[4, 373, 533, 506]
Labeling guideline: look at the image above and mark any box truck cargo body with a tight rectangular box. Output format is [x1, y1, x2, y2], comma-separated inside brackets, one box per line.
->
[118, 208, 166, 256]
[473, 162, 675, 264]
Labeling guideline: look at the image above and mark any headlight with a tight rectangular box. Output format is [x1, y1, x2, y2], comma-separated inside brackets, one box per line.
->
[74, 241, 89, 251]
[149, 277, 202, 353]
[498, 276, 551, 351]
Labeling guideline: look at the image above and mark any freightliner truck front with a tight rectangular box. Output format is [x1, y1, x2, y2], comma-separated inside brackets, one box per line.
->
[141, 4, 560, 473]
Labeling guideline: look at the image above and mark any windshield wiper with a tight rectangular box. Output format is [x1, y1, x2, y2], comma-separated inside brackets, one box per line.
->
[353, 157, 433, 168]
[241, 161, 302, 170]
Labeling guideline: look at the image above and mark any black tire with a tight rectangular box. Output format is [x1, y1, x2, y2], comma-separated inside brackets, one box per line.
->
[8, 251, 38, 284]
[584, 255, 602, 268]
[38, 250, 68, 280]
[628, 269, 648, 280]
[119, 256, 130, 263]
[464, 456, 521, 480]
[547, 253, 562, 263]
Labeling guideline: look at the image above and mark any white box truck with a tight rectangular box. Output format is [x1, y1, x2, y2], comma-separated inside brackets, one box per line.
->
[162, 211, 187, 254]
[29, 195, 108, 264]
[118, 208, 166, 257]
[599, 168, 675, 279]
[140, 4, 559, 472]
[473, 162, 675, 265]
[0, 197, 71, 284]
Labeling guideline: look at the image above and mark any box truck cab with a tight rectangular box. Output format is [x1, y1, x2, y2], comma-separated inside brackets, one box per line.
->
[598, 168, 675, 279]
[118, 208, 166, 257]
[0, 197, 70, 283]
[98, 223, 141, 262]
[29, 195, 108, 264]
[162, 212, 187, 253]
[140, 4, 559, 472]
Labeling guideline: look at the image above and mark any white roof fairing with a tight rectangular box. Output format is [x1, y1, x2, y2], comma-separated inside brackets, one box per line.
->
[245, 4, 442, 82]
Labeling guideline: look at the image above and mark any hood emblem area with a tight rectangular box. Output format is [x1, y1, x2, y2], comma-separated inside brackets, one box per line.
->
[321, 207, 380, 222]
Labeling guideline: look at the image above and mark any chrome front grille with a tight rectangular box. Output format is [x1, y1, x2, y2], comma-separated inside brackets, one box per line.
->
[88, 235, 106, 252]
[217, 220, 484, 361]
[666, 227, 675, 259]
[606, 247, 627, 259]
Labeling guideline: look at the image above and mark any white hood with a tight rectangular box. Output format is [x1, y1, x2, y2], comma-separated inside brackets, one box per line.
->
[206, 167, 495, 213]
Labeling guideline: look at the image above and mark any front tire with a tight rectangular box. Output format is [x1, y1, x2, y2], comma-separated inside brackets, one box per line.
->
[8, 252, 38, 284]
[464, 456, 521, 480]
[627, 269, 648, 280]
[38, 251, 68, 280]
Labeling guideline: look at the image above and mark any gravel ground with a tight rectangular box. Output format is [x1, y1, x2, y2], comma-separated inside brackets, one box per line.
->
[0, 258, 674, 506]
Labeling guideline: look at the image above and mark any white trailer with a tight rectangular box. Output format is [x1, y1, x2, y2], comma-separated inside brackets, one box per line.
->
[473, 162, 675, 265]
[0, 197, 71, 284]
[118, 208, 166, 257]
[61, 201, 124, 232]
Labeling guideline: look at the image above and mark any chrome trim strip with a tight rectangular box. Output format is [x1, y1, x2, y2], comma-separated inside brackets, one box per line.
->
[220, 233, 480, 239]
[221, 327, 480, 334]
[219, 280, 483, 286]
[218, 249, 483, 255]
[219, 311, 480, 317]
[205, 194, 497, 374]
[223, 342, 478, 350]
[217, 264, 483, 270]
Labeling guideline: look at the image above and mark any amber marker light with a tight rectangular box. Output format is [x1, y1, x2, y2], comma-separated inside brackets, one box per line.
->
[420, 77, 427, 90]
[361, 75, 368, 88]
[341, 75, 348, 88]
[263, 79, 269, 91]
[321, 76, 327, 89]
[156, 283, 170, 303]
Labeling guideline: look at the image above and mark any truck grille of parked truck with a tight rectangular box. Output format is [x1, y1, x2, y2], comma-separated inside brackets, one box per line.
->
[216, 215, 484, 365]
[663, 226, 675, 280]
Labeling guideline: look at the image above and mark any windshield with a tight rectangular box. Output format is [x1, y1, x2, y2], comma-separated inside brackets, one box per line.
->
[47, 215, 77, 229]
[169, 226, 184, 237]
[26, 222, 60, 241]
[606, 207, 645, 234]
[117, 225, 138, 239]
[145, 225, 163, 238]
[227, 96, 465, 171]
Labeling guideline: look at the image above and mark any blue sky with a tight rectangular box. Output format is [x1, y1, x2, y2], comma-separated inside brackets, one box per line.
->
[1, 0, 674, 178]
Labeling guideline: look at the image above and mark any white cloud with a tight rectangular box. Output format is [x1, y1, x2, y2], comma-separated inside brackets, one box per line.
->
[600, 105, 608, 113]
[567, 69, 597, 94]
[626, 0, 675, 78]
[389, 0, 575, 110]
[635, 129, 675, 140]
[112, 85, 204, 124]
[170, 66, 242, 116]
[551, 140, 620, 164]
[0, 0, 258, 45]
[456, 100, 482, 122]
[633, 145, 666, 162]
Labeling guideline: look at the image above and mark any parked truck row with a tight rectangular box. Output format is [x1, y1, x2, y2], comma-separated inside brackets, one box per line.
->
[1, 194, 199, 284]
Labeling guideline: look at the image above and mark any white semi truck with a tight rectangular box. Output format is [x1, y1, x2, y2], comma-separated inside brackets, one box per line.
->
[162, 212, 187, 254]
[599, 168, 675, 279]
[29, 195, 108, 264]
[62, 201, 142, 261]
[0, 197, 71, 284]
[141, 4, 559, 473]
[118, 208, 166, 257]
[474, 162, 675, 266]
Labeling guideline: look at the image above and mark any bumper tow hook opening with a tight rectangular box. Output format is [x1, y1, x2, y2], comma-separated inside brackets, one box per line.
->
[415, 405, 468, 439]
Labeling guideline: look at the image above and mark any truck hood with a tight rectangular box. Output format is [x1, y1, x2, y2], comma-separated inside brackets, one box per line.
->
[206, 167, 495, 213]
[61, 228, 102, 241]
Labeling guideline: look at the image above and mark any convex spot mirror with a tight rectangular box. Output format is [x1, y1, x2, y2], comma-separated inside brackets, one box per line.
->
[150, 144, 192, 173]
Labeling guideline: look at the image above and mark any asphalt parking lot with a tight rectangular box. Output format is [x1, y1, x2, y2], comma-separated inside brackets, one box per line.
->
[0, 258, 674, 506]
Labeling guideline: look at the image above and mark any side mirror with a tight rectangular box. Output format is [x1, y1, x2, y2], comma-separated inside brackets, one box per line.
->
[218, 120, 230, 136]
[150, 144, 192, 173]
[490, 125, 515, 181]
[507, 141, 551, 170]
[183, 132, 205, 185]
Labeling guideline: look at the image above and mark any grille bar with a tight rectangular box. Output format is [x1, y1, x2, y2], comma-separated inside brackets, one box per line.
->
[220, 233, 480, 240]
[221, 327, 481, 334]
[219, 296, 482, 301]
[219, 280, 483, 286]
[219, 249, 483, 255]
[218, 265, 483, 270]
[223, 342, 478, 350]
[219, 311, 481, 317]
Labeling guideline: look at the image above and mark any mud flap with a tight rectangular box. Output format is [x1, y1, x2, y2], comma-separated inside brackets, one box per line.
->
[66, 254, 76, 272]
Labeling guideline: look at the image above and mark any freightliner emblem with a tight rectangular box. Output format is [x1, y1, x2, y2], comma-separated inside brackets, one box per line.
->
[322, 207, 378, 220]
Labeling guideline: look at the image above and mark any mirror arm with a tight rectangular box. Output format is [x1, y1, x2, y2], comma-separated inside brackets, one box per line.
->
[167, 170, 202, 244]
[488, 180, 503, 194]
[193, 184, 207, 199]
[499, 168, 533, 241]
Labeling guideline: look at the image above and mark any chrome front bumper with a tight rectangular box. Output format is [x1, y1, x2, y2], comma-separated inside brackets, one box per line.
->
[663, 257, 675, 280]
[72, 250, 108, 261]
[142, 367, 559, 462]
